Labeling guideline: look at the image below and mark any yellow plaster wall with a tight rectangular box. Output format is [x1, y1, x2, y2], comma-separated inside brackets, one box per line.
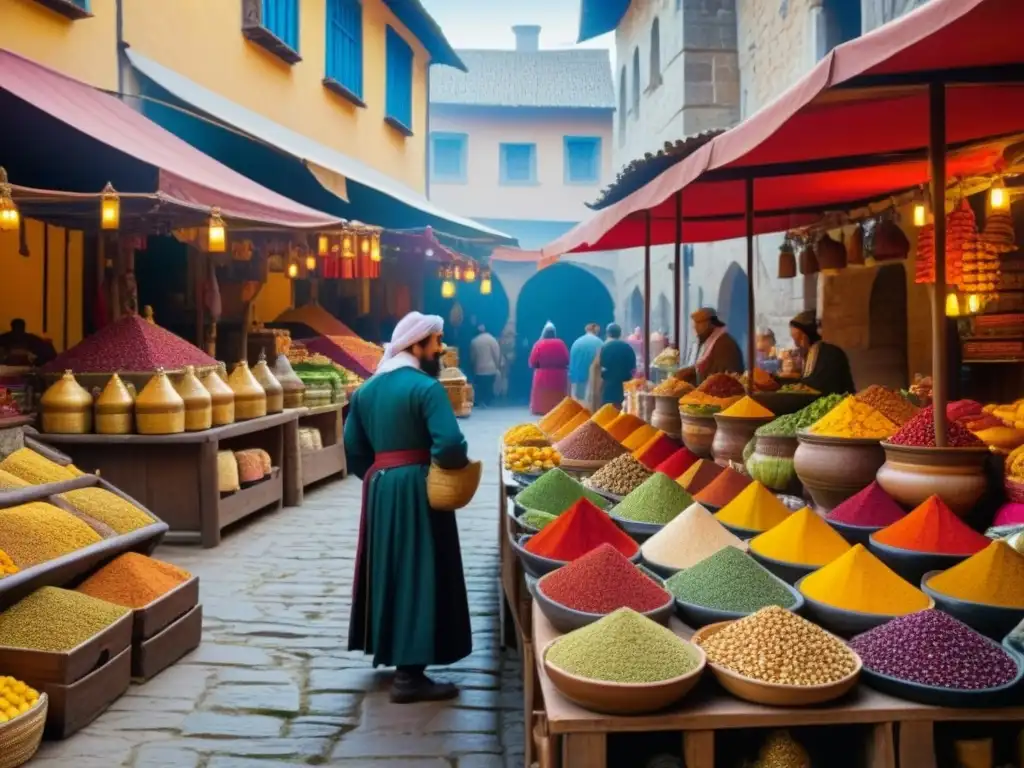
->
[0, 0, 118, 89]
[123, 0, 430, 193]
[253, 273, 294, 325]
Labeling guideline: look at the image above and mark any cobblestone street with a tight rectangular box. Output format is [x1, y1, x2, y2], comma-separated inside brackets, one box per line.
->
[35, 407, 526, 768]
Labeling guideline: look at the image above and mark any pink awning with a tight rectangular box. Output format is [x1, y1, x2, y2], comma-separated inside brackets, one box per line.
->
[543, 0, 1024, 257]
[0, 49, 341, 230]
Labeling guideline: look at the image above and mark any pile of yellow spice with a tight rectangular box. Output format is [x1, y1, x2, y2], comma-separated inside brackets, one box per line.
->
[809, 396, 898, 439]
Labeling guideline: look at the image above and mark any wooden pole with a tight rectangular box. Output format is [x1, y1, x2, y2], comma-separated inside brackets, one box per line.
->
[673, 191, 683, 349]
[643, 210, 652, 375]
[929, 82, 949, 447]
[745, 177, 756, 394]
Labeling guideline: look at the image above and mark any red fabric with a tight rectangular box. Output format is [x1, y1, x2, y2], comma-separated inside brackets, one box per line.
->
[541, 0, 1024, 257]
[528, 338, 569, 416]
[0, 48, 340, 229]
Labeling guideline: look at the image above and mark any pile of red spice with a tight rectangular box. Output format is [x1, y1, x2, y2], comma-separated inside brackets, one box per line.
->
[694, 467, 752, 507]
[871, 494, 990, 555]
[656, 447, 699, 479]
[635, 433, 681, 470]
[827, 482, 906, 527]
[539, 543, 670, 613]
[525, 498, 638, 561]
[679, 459, 724, 494]
[42, 314, 217, 373]
[554, 422, 628, 462]
[887, 406, 985, 448]
[698, 373, 745, 398]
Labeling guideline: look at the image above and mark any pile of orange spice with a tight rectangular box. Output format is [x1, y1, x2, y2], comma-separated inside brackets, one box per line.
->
[76, 553, 192, 608]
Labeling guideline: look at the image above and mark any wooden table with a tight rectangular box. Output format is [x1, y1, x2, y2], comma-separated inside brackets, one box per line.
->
[293, 403, 347, 503]
[532, 605, 1024, 768]
[39, 410, 302, 548]
[498, 455, 530, 652]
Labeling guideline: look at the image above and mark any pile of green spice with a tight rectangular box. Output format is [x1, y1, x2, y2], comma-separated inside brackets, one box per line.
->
[519, 509, 558, 530]
[612, 472, 694, 525]
[755, 394, 846, 438]
[0, 587, 129, 652]
[546, 608, 699, 683]
[515, 468, 609, 516]
[666, 547, 796, 612]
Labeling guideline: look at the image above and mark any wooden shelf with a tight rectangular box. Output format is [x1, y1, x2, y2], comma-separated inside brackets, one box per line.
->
[295, 402, 346, 492]
[219, 469, 283, 529]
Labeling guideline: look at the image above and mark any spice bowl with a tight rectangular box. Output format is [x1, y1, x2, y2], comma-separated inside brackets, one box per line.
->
[826, 519, 884, 547]
[673, 579, 804, 629]
[679, 413, 717, 459]
[795, 575, 934, 637]
[718, 522, 762, 541]
[609, 514, 666, 544]
[542, 638, 706, 715]
[794, 432, 885, 514]
[712, 414, 774, 467]
[748, 550, 818, 585]
[876, 443, 990, 517]
[691, 621, 862, 706]
[857, 651, 1024, 708]
[510, 533, 640, 579]
[867, 539, 968, 585]
[533, 569, 674, 634]
[921, 570, 1024, 640]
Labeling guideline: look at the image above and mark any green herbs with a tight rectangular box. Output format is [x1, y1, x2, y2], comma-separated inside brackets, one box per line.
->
[515, 468, 609, 516]
[755, 394, 846, 437]
[666, 547, 796, 613]
[546, 608, 699, 683]
[518, 509, 558, 530]
[612, 473, 693, 525]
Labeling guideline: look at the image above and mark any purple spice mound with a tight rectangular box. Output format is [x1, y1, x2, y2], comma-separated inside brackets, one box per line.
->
[850, 610, 1019, 690]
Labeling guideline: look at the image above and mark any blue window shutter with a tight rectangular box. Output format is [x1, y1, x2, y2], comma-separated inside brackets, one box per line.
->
[385, 26, 414, 132]
[262, 0, 299, 51]
[431, 133, 467, 183]
[500, 143, 536, 185]
[326, 0, 363, 98]
[564, 137, 601, 183]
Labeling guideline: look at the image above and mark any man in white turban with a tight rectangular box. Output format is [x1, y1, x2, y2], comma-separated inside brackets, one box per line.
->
[344, 311, 472, 703]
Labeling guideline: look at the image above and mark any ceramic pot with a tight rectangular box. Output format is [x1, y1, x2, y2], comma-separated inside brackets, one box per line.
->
[876, 443, 990, 517]
[252, 352, 284, 414]
[41, 370, 93, 434]
[679, 412, 716, 458]
[135, 369, 185, 434]
[651, 395, 682, 438]
[94, 372, 133, 435]
[201, 369, 235, 426]
[747, 434, 801, 494]
[175, 365, 213, 432]
[228, 361, 267, 420]
[272, 354, 306, 409]
[712, 414, 773, 467]
[794, 431, 885, 514]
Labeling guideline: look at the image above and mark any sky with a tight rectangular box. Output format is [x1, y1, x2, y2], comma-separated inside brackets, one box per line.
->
[419, 0, 613, 53]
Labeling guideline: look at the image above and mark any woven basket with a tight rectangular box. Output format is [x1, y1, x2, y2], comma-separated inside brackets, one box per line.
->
[0, 694, 47, 768]
[427, 460, 482, 511]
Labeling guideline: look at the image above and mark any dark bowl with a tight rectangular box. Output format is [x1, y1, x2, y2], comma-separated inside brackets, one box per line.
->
[510, 533, 640, 579]
[640, 555, 681, 580]
[796, 575, 934, 638]
[533, 566, 674, 633]
[922, 570, 1024, 641]
[672, 576, 804, 628]
[609, 514, 668, 544]
[718, 521, 763, 541]
[867, 538, 970, 585]
[826, 518, 885, 546]
[748, 550, 819, 585]
[585, 486, 626, 506]
[512, 471, 543, 488]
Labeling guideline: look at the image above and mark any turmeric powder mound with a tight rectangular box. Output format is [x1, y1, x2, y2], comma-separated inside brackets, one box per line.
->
[591, 404, 620, 428]
[0, 469, 29, 491]
[809, 396, 898, 439]
[538, 398, 584, 436]
[77, 553, 192, 608]
[606, 413, 646, 443]
[0, 448, 76, 485]
[623, 425, 659, 452]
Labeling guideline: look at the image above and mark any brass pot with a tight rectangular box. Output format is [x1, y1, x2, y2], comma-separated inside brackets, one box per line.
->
[651, 395, 682, 438]
[135, 369, 185, 434]
[713, 413, 774, 467]
[252, 352, 284, 414]
[41, 370, 93, 434]
[94, 372, 134, 435]
[876, 443, 990, 517]
[228, 361, 267, 420]
[272, 353, 306, 409]
[679, 412, 717, 459]
[201, 368, 235, 426]
[175, 365, 213, 432]
[794, 431, 885, 514]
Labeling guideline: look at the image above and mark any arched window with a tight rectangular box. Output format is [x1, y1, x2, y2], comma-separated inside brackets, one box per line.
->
[631, 47, 640, 118]
[649, 17, 661, 89]
[618, 66, 627, 143]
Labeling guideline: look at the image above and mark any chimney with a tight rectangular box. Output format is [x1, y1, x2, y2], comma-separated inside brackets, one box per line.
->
[512, 25, 541, 52]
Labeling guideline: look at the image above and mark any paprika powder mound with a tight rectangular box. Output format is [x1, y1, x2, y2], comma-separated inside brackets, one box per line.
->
[525, 498, 638, 561]
[76, 552, 192, 608]
[554, 422, 628, 462]
[635, 433, 681, 470]
[538, 543, 669, 613]
[656, 447, 699, 479]
[678, 459, 724, 495]
[871, 495, 990, 555]
[694, 467, 752, 507]
[826, 482, 906, 527]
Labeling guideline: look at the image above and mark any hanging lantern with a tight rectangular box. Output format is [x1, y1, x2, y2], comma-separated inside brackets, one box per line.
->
[317, 234, 329, 256]
[990, 177, 1009, 212]
[305, 254, 317, 271]
[342, 230, 355, 259]
[452, 262, 462, 281]
[0, 168, 19, 233]
[945, 292, 960, 317]
[208, 207, 226, 253]
[358, 230, 372, 257]
[287, 261, 299, 279]
[463, 263, 477, 282]
[480, 269, 493, 296]
[100, 182, 120, 230]
[441, 266, 456, 299]
[913, 203, 927, 228]
[967, 293, 982, 314]
[370, 231, 381, 262]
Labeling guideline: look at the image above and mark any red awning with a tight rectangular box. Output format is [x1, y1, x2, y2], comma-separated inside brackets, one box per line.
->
[544, 0, 1024, 257]
[0, 49, 341, 230]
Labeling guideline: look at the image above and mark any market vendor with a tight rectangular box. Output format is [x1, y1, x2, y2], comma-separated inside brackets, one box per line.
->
[343, 311, 472, 704]
[674, 308, 744, 384]
[788, 310, 855, 395]
[0, 319, 56, 366]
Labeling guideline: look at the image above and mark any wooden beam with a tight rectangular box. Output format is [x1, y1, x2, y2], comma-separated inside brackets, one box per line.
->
[929, 82, 949, 447]
[745, 177, 755, 392]
[643, 210, 652, 375]
[673, 191, 682, 348]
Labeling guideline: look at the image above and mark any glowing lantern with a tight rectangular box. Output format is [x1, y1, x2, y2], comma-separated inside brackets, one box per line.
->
[480, 269, 493, 296]
[305, 254, 317, 271]
[441, 266, 456, 298]
[101, 183, 120, 230]
[990, 177, 1009, 211]
[913, 203, 926, 228]
[370, 232, 381, 262]
[945, 292, 960, 317]
[0, 168, 19, 232]
[207, 207, 226, 253]
[287, 261, 299, 279]
[342, 230, 355, 259]
[464, 263, 477, 282]
[317, 234, 329, 256]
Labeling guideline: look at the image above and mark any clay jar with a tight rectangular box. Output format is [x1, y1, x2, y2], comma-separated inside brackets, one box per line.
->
[651, 395, 682, 438]
[135, 369, 185, 435]
[793, 431, 885, 514]
[175, 365, 213, 432]
[712, 413, 774, 467]
[94, 372, 134, 435]
[679, 412, 716, 459]
[201, 368, 235, 426]
[252, 352, 284, 414]
[272, 354, 306, 409]
[41, 370, 93, 434]
[228, 361, 267, 420]
[876, 443, 990, 517]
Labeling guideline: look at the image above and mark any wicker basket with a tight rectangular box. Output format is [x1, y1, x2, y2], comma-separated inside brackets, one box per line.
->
[442, 379, 470, 413]
[427, 460, 482, 511]
[0, 694, 47, 768]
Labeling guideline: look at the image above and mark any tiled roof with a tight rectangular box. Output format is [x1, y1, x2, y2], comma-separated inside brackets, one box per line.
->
[588, 130, 726, 209]
[430, 49, 616, 109]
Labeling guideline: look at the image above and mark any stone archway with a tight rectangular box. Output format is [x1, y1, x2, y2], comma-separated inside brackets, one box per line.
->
[717, 261, 750, 369]
[626, 287, 644, 332]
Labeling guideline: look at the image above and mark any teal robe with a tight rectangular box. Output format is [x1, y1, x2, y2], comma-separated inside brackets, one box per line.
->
[344, 366, 472, 668]
[599, 339, 638, 406]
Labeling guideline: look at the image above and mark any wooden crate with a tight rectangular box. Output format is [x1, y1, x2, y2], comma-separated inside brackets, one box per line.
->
[41, 646, 131, 740]
[133, 604, 202, 682]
